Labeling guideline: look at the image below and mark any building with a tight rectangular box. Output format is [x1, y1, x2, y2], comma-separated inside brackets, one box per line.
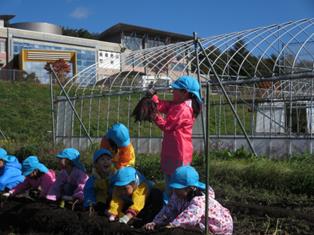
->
[99, 22, 192, 51]
[0, 16, 192, 84]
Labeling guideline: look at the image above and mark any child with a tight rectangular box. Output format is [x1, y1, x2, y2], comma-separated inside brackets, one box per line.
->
[100, 123, 135, 169]
[144, 166, 233, 234]
[150, 75, 202, 194]
[46, 148, 88, 204]
[0, 148, 25, 192]
[83, 148, 113, 214]
[10, 156, 56, 198]
[106, 166, 156, 225]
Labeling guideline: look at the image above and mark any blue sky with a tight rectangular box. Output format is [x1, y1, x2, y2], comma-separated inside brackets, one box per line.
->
[1, 0, 314, 37]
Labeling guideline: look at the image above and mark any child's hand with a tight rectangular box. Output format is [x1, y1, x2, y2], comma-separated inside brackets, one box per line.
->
[165, 223, 175, 228]
[1, 192, 11, 198]
[109, 214, 116, 222]
[105, 210, 117, 222]
[144, 222, 156, 231]
[119, 214, 131, 224]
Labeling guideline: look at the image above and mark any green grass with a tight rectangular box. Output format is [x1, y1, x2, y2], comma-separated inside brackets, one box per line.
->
[0, 80, 254, 143]
[2, 140, 313, 196]
[134, 149, 314, 196]
[0, 80, 52, 143]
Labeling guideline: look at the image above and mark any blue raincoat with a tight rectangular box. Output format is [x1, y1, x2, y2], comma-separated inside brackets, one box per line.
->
[0, 155, 25, 191]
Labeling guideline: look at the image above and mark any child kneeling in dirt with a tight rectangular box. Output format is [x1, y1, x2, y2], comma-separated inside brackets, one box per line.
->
[10, 156, 56, 199]
[144, 166, 233, 235]
[46, 148, 89, 206]
[0, 148, 25, 193]
[106, 166, 163, 227]
[84, 148, 114, 215]
[100, 123, 135, 169]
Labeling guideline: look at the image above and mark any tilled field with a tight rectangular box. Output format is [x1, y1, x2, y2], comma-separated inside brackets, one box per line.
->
[1, 195, 314, 235]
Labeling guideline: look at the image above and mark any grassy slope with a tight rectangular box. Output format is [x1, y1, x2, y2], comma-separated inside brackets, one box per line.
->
[0, 80, 52, 143]
[0, 80, 255, 142]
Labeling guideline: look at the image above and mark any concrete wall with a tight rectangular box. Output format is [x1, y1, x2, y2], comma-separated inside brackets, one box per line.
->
[55, 135, 314, 157]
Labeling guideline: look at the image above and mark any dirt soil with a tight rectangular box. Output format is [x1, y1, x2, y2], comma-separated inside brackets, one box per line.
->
[0, 196, 314, 235]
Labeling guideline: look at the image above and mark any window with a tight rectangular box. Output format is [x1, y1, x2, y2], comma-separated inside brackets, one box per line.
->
[286, 103, 307, 134]
[0, 41, 6, 52]
[122, 35, 142, 50]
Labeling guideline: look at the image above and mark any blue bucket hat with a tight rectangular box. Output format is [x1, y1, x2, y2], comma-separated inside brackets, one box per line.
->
[0, 148, 16, 163]
[171, 76, 202, 103]
[93, 148, 112, 163]
[56, 148, 85, 171]
[112, 166, 138, 186]
[0, 148, 7, 159]
[22, 156, 49, 176]
[106, 123, 131, 147]
[169, 165, 205, 190]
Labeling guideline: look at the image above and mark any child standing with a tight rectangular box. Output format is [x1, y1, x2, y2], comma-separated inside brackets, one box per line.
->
[100, 123, 135, 169]
[84, 148, 113, 214]
[10, 155, 56, 198]
[106, 166, 158, 225]
[46, 148, 88, 204]
[150, 76, 202, 192]
[0, 148, 25, 192]
[144, 166, 233, 234]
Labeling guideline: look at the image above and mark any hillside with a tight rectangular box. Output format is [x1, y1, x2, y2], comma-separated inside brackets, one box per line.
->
[0, 80, 52, 143]
[0, 80, 254, 144]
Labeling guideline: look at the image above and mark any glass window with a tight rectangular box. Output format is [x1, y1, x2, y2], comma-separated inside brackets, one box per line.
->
[12, 40, 96, 84]
[0, 41, 5, 52]
[122, 35, 142, 50]
[146, 39, 165, 48]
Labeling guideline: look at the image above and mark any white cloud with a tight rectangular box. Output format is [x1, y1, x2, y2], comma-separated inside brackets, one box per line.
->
[70, 7, 90, 19]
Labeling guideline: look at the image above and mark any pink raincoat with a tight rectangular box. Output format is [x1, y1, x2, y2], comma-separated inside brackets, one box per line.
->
[11, 169, 56, 198]
[152, 95, 195, 175]
[46, 167, 88, 201]
[153, 188, 233, 234]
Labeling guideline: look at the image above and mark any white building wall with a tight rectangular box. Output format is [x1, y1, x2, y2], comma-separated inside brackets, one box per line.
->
[98, 50, 120, 69]
[255, 102, 285, 133]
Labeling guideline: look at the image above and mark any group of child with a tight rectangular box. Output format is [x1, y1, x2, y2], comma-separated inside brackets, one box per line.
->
[0, 76, 233, 234]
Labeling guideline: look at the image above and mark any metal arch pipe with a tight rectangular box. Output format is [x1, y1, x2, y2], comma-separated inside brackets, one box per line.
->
[50, 65, 93, 144]
[197, 41, 257, 156]
[193, 33, 210, 235]
[292, 33, 314, 69]
[210, 71, 314, 88]
[193, 32, 207, 153]
[235, 24, 282, 77]
[271, 19, 313, 74]
[254, 19, 309, 75]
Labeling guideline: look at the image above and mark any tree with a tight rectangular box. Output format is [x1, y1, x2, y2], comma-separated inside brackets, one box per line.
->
[62, 27, 99, 39]
[44, 59, 71, 85]
[146, 49, 173, 75]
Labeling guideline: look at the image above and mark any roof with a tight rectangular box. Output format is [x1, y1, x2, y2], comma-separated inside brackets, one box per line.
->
[100, 23, 193, 42]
